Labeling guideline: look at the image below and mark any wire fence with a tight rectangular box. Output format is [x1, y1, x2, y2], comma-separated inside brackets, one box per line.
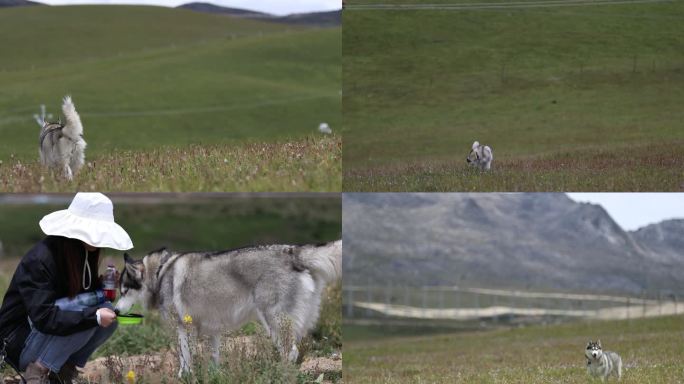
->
[344, 285, 682, 327]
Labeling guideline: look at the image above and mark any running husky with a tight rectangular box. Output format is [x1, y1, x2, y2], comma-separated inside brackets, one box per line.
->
[585, 340, 622, 381]
[466, 141, 493, 170]
[35, 96, 86, 181]
[115, 240, 342, 375]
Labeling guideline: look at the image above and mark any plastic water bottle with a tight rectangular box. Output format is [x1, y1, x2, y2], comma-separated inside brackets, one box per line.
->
[55, 290, 105, 311]
[103, 264, 117, 302]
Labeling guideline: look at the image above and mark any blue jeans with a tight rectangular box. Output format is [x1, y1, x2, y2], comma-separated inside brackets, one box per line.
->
[19, 302, 117, 372]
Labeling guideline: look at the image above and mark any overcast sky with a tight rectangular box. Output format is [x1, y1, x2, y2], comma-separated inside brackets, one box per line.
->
[567, 193, 684, 231]
[39, 0, 341, 15]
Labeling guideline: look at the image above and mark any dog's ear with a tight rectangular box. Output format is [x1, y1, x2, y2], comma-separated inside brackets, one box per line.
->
[472, 141, 480, 150]
[124, 252, 143, 271]
[597, 339, 602, 348]
[123, 254, 145, 278]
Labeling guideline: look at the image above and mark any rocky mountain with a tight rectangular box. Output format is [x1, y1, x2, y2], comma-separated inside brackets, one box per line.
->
[177, 2, 341, 27]
[0, 0, 43, 7]
[343, 193, 684, 295]
[632, 220, 684, 265]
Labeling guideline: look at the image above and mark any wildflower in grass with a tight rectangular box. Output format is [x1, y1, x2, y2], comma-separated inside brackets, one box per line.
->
[126, 370, 135, 384]
[183, 314, 193, 325]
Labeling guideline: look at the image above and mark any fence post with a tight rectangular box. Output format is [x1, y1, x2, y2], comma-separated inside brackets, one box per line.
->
[366, 284, 372, 318]
[404, 285, 410, 318]
[626, 297, 630, 322]
[454, 288, 460, 312]
[493, 294, 498, 325]
[658, 292, 662, 316]
[422, 287, 427, 319]
[595, 297, 600, 321]
[385, 284, 392, 318]
[642, 292, 647, 318]
[440, 287, 445, 310]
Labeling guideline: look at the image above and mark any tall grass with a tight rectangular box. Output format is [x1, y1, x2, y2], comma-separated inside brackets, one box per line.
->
[344, 142, 684, 191]
[0, 135, 341, 192]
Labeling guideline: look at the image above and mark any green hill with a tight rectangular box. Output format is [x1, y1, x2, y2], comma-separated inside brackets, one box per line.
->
[0, 195, 341, 259]
[343, 1, 684, 191]
[0, 5, 341, 161]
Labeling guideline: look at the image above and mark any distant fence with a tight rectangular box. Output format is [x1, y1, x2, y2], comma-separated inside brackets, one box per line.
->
[344, 285, 682, 327]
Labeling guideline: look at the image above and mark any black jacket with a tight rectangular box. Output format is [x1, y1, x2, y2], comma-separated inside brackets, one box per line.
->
[0, 236, 101, 365]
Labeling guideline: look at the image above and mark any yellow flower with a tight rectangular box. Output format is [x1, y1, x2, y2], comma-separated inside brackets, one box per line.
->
[126, 370, 135, 383]
[183, 314, 193, 324]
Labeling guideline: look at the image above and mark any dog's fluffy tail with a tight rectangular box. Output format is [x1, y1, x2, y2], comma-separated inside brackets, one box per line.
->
[61, 95, 83, 138]
[298, 240, 342, 284]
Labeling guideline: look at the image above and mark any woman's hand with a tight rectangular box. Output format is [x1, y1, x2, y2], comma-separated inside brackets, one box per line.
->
[97, 308, 117, 328]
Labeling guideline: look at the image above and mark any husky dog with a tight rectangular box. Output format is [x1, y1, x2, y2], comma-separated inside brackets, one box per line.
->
[36, 96, 86, 181]
[466, 141, 493, 170]
[115, 240, 342, 375]
[585, 340, 622, 381]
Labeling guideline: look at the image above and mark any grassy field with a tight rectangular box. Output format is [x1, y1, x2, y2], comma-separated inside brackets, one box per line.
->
[342, 0, 684, 191]
[344, 316, 684, 383]
[0, 196, 342, 382]
[345, 141, 683, 191]
[0, 5, 340, 191]
[0, 134, 341, 192]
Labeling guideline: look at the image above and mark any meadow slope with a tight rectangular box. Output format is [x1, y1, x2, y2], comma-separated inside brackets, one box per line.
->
[344, 316, 684, 383]
[0, 5, 340, 191]
[342, 0, 684, 191]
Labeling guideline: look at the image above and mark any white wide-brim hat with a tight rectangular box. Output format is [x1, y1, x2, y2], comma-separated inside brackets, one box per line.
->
[39, 192, 133, 251]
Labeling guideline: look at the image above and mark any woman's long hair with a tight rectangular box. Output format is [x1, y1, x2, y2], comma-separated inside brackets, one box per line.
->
[60, 237, 100, 298]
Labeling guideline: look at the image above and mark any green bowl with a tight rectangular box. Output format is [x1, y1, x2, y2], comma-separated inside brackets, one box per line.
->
[117, 313, 144, 325]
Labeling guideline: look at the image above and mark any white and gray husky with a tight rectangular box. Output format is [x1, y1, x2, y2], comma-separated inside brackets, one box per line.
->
[115, 240, 342, 375]
[35, 96, 86, 181]
[466, 141, 493, 170]
[585, 340, 622, 381]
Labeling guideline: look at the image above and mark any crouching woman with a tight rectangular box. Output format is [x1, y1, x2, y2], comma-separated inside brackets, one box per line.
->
[0, 193, 133, 383]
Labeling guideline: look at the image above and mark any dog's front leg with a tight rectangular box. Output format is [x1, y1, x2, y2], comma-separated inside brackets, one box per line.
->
[63, 163, 73, 181]
[288, 343, 299, 363]
[177, 327, 192, 377]
[210, 334, 221, 366]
